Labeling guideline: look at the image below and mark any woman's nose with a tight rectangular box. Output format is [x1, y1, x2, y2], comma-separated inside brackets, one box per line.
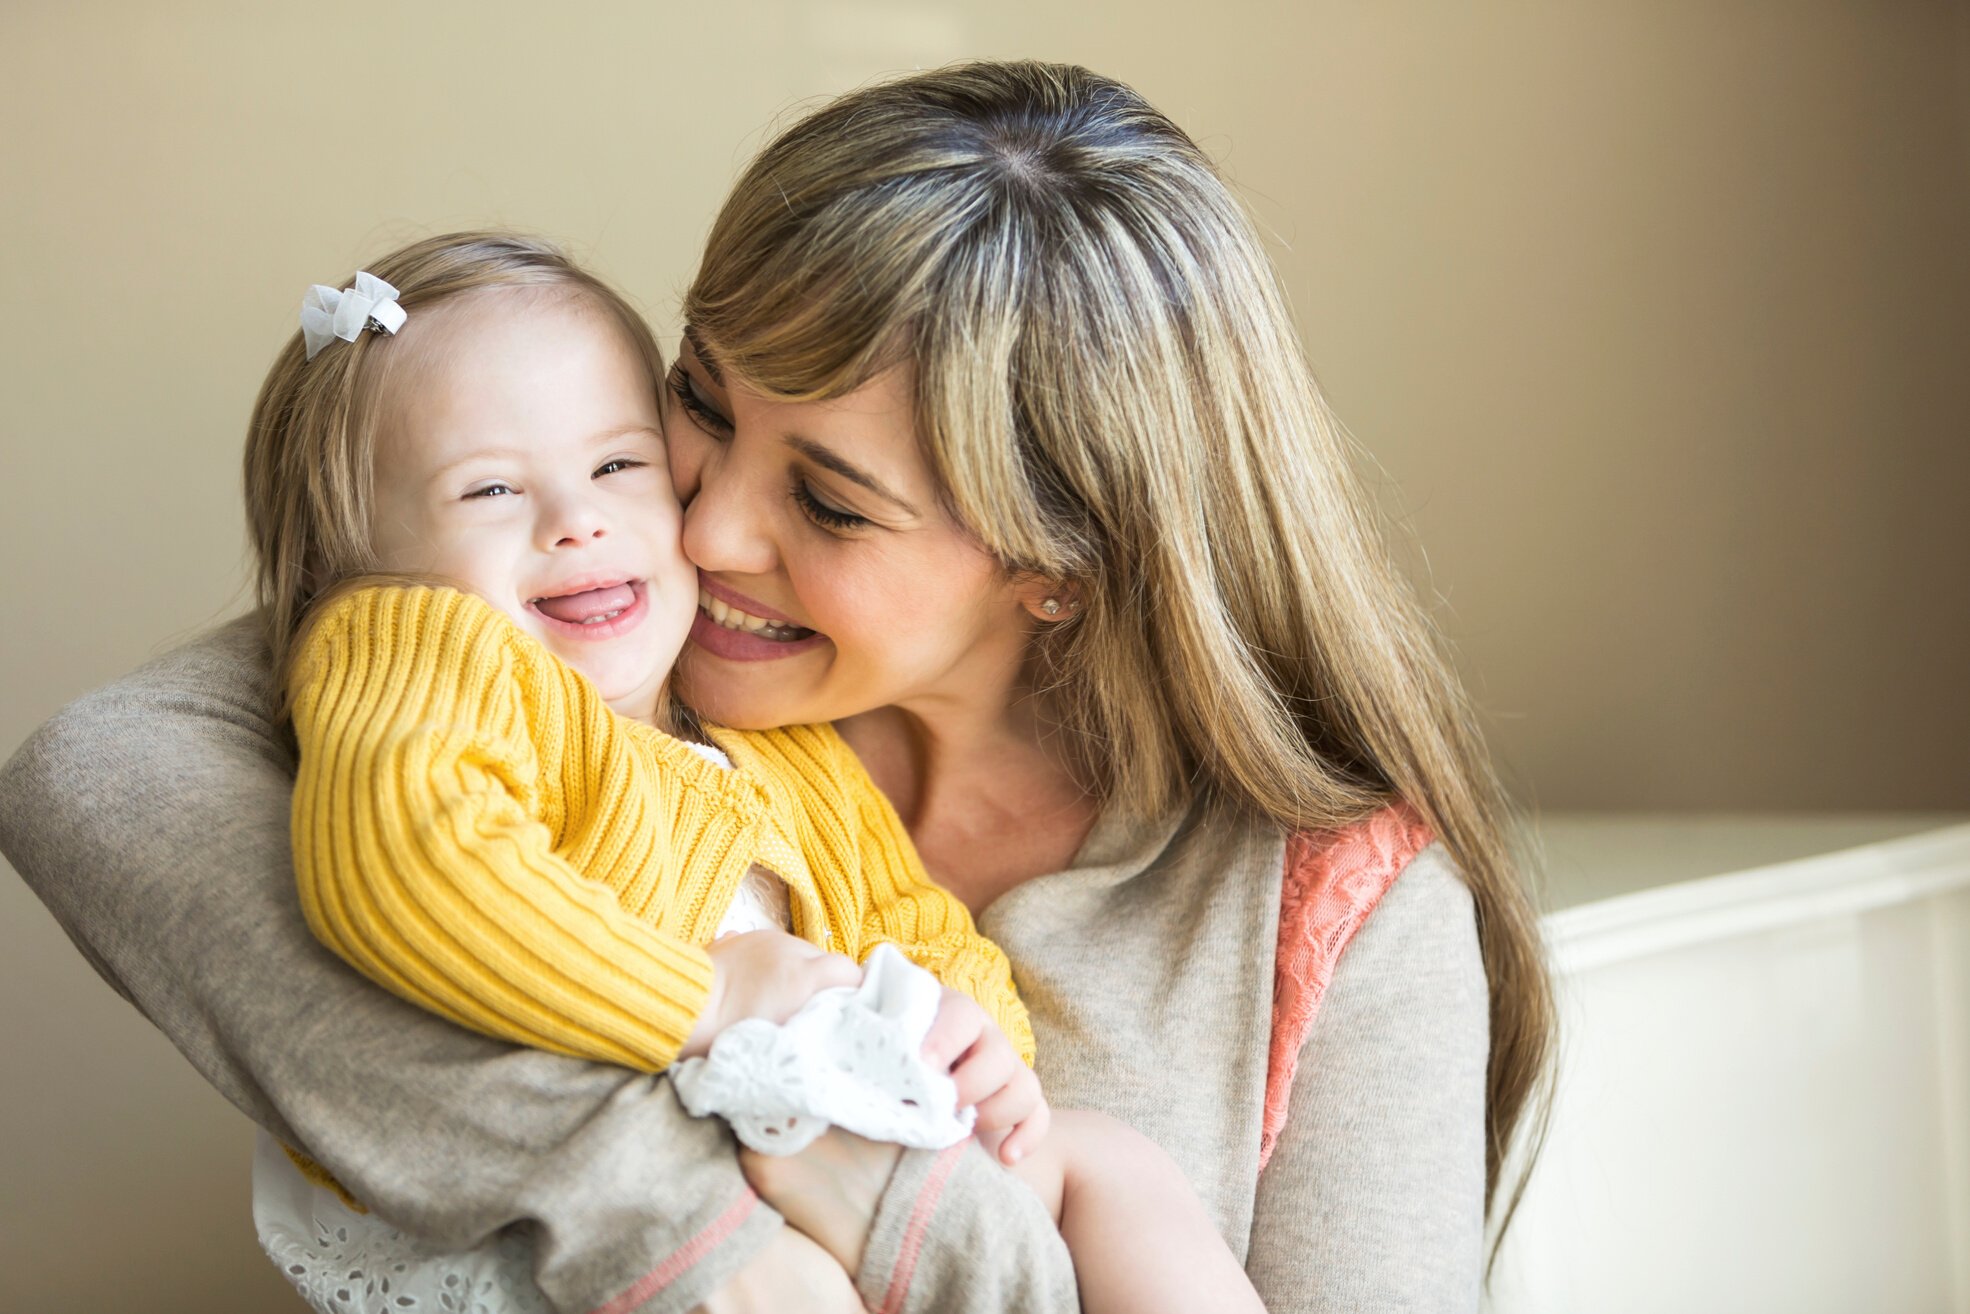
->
[677, 436, 778, 576]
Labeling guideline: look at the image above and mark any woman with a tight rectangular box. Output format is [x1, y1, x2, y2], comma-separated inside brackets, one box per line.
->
[0, 60, 1550, 1312]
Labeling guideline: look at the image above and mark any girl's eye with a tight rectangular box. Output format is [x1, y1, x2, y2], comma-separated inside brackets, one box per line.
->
[791, 480, 870, 532]
[465, 482, 516, 499]
[666, 364, 732, 436]
[594, 458, 644, 478]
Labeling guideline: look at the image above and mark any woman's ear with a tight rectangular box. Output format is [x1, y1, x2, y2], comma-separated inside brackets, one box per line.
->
[1013, 574, 1082, 623]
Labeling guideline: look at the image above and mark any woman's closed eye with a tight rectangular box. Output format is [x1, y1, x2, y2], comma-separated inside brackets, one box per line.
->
[791, 480, 870, 532]
[666, 363, 731, 436]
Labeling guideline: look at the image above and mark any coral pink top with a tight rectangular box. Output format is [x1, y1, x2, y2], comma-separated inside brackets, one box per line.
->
[1261, 804, 1436, 1168]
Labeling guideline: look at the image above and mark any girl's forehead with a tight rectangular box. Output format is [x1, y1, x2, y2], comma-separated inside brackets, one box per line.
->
[379, 293, 660, 471]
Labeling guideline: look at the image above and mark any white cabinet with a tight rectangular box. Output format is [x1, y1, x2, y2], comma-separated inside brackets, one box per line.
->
[1488, 816, 1970, 1313]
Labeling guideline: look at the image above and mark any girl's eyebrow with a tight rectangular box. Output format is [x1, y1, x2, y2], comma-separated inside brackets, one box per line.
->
[785, 434, 919, 517]
[589, 424, 665, 446]
[426, 447, 528, 484]
[424, 428, 659, 485]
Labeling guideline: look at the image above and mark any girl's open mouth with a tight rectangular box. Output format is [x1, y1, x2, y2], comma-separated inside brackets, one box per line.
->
[527, 579, 648, 640]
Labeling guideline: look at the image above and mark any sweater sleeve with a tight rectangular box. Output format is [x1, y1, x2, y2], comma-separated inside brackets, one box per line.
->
[853, 855, 1037, 1070]
[1243, 843, 1489, 1312]
[719, 723, 1037, 1067]
[290, 585, 714, 1073]
[0, 615, 780, 1314]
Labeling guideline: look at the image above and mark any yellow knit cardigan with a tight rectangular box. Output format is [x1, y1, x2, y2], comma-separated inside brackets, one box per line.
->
[288, 585, 1033, 1080]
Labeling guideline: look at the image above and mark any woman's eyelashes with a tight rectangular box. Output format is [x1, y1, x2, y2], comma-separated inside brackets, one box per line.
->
[667, 362, 871, 534]
[666, 364, 731, 436]
[791, 480, 870, 531]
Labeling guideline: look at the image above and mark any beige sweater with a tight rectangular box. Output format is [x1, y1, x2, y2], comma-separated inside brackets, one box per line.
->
[0, 616, 1490, 1313]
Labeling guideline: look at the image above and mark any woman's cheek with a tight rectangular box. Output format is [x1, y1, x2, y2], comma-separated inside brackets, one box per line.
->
[664, 417, 707, 500]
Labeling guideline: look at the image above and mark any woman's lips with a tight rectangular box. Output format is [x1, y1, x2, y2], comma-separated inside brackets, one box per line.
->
[687, 573, 826, 661]
[696, 573, 802, 627]
[688, 598, 827, 663]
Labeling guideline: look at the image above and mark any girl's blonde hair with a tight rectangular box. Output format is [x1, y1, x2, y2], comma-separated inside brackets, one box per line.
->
[243, 231, 665, 682]
[685, 60, 1553, 1254]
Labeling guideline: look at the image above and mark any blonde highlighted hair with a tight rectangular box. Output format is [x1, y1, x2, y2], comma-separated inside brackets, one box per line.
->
[686, 61, 1553, 1254]
[242, 231, 665, 682]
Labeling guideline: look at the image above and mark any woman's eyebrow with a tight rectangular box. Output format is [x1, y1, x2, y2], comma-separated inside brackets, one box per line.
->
[785, 435, 919, 517]
[681, 325, 723, 385]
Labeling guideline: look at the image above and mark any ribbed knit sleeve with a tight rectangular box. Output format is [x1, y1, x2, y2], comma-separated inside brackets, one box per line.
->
[723, 724, 1037, 1068]
[288, 585, 715, 1073]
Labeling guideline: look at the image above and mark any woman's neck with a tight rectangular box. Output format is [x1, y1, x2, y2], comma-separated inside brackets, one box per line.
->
[835, 692, 1099, 917]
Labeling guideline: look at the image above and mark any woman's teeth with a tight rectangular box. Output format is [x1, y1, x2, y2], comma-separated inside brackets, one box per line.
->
[699, 588, 808, 639]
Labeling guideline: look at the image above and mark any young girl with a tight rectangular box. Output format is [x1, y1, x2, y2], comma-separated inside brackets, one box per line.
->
[251, 231, 1266, 1314]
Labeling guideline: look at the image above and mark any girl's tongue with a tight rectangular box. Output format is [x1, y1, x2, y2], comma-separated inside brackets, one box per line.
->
[534, 583, 635, 624]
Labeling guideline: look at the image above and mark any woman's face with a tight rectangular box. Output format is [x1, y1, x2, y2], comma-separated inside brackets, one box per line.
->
[663, 332, 1039, 731]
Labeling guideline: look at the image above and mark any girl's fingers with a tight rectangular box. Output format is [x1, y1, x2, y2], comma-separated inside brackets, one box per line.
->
[951, 1038, 1019, 1111]
[967, 1079, 1032, 1134]
[994, 1099, 1052, 1165]
[921, 992, 986, 1069]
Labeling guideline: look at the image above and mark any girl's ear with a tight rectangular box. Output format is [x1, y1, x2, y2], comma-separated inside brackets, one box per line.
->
[1012, 573, 1082, 623]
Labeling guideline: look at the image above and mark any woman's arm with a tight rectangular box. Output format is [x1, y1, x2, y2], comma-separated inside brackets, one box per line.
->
[1244, 844, 1490, 1312]
[0, 617, 778, 1314]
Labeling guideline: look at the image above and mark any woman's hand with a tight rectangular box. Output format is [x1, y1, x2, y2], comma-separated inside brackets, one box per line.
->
[680, 927, 862, 1060]
[922, 986, 1051, 1164]
[694, 1223, 863, 1314]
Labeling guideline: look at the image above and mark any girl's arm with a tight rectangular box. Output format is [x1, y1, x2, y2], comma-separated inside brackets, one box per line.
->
[290, 584, 723, 1071]
[0, 617, 780, 1314]
[1245, 845, 1490, 1312]
[725, 723, 1036, 1065]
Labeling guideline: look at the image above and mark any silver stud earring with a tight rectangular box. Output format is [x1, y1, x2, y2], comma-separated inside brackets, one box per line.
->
[1041, 598, 1062, 617]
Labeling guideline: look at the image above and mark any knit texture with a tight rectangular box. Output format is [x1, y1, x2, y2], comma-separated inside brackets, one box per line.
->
[288, 584, 1034, 1083]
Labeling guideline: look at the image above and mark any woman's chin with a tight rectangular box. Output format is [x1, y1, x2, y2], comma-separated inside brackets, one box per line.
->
[675, 646, 819, 730]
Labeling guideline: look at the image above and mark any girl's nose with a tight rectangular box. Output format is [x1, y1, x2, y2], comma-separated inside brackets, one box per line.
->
[537, 491, 609, 551]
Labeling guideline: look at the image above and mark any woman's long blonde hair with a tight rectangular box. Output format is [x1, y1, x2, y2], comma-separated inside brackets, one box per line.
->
[242, 231, 665, 683]
[686, 60, 1553, 1251]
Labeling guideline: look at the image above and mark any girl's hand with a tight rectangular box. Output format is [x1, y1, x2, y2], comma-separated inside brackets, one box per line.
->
[680, 928, 862, 1060]
[921, 985, 1051, 1164]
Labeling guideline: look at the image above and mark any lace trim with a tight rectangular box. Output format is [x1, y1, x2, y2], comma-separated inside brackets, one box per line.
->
[1261, 803, 1435, 1169]
[253, 1131, 547, 1314]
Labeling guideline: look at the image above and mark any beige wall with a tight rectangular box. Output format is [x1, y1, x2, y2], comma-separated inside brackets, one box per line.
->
[3, 3, 1967, 1310]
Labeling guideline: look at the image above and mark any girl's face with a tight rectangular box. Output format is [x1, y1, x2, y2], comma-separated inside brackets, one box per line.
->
[367, 289, 697, 723]
[662, 332, 1042, 732]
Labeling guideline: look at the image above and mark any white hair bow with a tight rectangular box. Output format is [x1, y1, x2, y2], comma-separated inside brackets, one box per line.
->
[299, 271, 407, 361]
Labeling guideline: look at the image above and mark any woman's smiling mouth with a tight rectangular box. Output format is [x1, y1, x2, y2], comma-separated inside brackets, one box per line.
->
[689, 575, 826, 661]
[697, 587, 813, 641]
